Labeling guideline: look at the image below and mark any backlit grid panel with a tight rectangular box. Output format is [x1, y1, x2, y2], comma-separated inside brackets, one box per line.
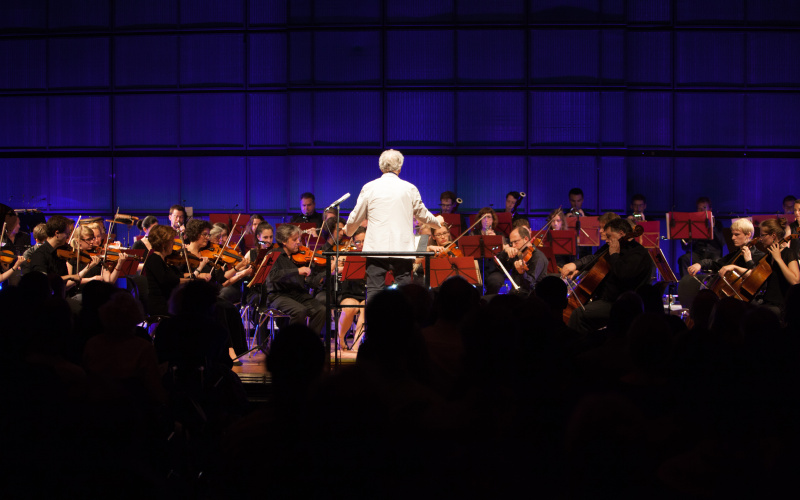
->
[673, 158, 746, 214]
[456, 92, 526, 146]
[529, 92, 599, 146]
[114, 158, 181, 211]
[248, 93, 288, 147]
[746, 93, 800, 149]
[312, 156, 376, 210]
[676, 93, 745, 148]
[399, 156, 456, 208]
[114, 35, 179, 88]
[314, 92, 382, 146]
[114, 94, 179, 147]
[456, 157, 526, 213]
[0, 39, 46, 90]
[531, 30, 600, 84]
[598, 156, 626, 212]
[528, 157, 597, 212]
[386, 91, 455, 146]
[48, 158, 112, 211]
[740, 159, 800, 213]
[624, 157, 672, 214]
[314, 31, 381, 85]
[458, 30, 526, 84]
[0, 158, 48, 207]
[386, 30, 454, 85]
[0, 97, 47, 148]
[181, 157, 247, 212]
[248, 157, 290, 212]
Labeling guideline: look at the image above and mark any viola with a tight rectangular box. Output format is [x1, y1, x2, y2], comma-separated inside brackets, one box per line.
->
[291, 245, 326, 266]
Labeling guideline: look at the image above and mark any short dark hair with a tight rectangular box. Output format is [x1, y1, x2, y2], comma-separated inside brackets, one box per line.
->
[631, 194, 646, 204]
[506, 191, 521, 200]
[300, 192, 315, 202]
[784, 195, 797, 204]
[185, 219, 211, 243]
[568, 188, 584, 198]
[169, 204, 187, 218]
[514, 226, 531, 240]
[352, 226, 366, 238]
[137, 215, 158, 231]
[45, 215, 72, 238]
[321, 217, 345, 240]
[440, 191, 458, 203]
[256, 221, 274, 235]
[696, 196, 711, 206]
[603, 218, 632, 234]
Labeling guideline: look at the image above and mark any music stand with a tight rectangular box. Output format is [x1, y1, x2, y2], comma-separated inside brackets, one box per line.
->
[539, 245, 560, 274]
[648, 247, 677, 283]
[495, 212, 513, 237]
[460, 235, 504, 294]
[209, 213, 247, 238]
[635, 221, 661, 249]
[666, 212, 713, 241]
[342, 256, 367, 281]
[440, 213, 462, 241]
[429, 257, 481, 288]
[249, 249, 278, 288]
[114, 249, 145, 277]
[549, 230, 577, 256]
[566, 216, 601, 247]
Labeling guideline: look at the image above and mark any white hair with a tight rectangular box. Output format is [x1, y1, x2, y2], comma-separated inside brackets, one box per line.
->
[379, 149, 403, 174]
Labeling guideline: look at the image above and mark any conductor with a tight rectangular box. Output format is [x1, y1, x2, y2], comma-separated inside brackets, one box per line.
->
[344, 149, 445, 301]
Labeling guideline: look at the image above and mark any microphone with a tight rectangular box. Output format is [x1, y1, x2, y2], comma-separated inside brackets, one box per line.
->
[325, 193, 350, 211]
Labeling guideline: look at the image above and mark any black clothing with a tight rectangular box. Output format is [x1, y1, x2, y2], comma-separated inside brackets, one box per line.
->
[760, 246, 799, 310]
[142, 253, 180, 316]
[28, 240, 68, 277]
[131, 239, 150, 260]
[497, 247, 548, 292]
[290, 212, 323, 227]
[696, 246, 765, 273]
[572, 239, 652, 303]
[678, 221, 726, 277]
[266, 251, 325, 333]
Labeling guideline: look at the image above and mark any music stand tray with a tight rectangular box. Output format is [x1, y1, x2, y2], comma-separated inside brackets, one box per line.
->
[648, 247, 677, 283]
[667, 212, 712, 240]
[635, 221, 661, 249]
[566, 216, 601, 246]
[548, 229, 577, 255]
[342, 256, 367, 280]
[494, 212, 513, 237]
[429, 257, 481, 288]
[440, 213, 462, 241]
[114, 249, 145, 277]
[460, 235, 505, 259]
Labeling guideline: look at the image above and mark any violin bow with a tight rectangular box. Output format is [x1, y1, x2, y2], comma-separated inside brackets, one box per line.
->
[442, 213, 491, 254]
[213, 213, 240, 269]
[100, 208, 119, 270]
[493, 254, 520, 292]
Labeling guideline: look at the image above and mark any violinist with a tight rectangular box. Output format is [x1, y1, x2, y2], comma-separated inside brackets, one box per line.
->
[67, 226, 133, 292]
[179, 219, 213, 281]
[142, 224, 182, 316]
[560, 218, 652, 333]
[337, 227, 367, 350]
[209, 222, 229, 246]
[719, 218, 799, 316]
[470, 206, 506, 295]
[240, 214, 264, 252]
[21, 223, 47, 266]
[790, 199, 800, 254]
[498, 226, 548, 292]
[266, 224, 325, 334]
[27, 215, 81, 290]
[131, 216, 158, 255]
[169, 204, 187, 234]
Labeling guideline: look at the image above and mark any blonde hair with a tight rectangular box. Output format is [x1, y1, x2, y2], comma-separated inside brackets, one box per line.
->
[730, 218, 754, 236]
[379, 149, 404, 173]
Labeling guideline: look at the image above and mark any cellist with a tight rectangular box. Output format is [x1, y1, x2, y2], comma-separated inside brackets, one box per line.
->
[686, 218, 763, 278]
[560, 218, 652, 333]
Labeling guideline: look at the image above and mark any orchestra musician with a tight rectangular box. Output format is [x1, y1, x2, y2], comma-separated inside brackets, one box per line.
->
[131, 215, 158, 258]
[497, 226, 548, 293]
[628, 194, 647, 223]
[21, 223, 47, 263]
[677, 197, 727, 278]
[266, 224, 326, 333]
[290, 192, 324, 227]
[566, 187, 590, 217]
[686, 218, 763, 277]
[337, 227, 367, 350]
[440, 191, 460, 215]
[470, 206, 506, 295]
[344, 149, 445, 301]
[168, 204, 187, 234]
[27, 215, 81, 291]
[142, 224, 184, 316]
[718, 218, 799, 317]
[240, 214, 265, 252]
[560, 218, 652, 333]
[209, 222, 229, 245]
[789, 198, 800, 254]
[783, 195, 796, 215]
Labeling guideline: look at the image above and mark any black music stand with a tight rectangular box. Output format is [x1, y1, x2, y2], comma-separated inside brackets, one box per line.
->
[461, 235, 504, 295]
[429, 257, 481, 288]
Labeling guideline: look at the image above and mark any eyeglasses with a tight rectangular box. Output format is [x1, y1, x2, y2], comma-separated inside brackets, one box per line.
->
[434, 232, 449, 237]
[81, 238, 94, 242]
[200, 232, 210, 238]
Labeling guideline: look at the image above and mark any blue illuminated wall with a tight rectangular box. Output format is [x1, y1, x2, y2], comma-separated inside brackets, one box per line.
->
[3, 0, 800, 271]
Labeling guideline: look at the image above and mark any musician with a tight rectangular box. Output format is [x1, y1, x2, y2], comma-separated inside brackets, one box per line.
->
[560, 218, 652, 333]
[677, 197, 726, 278]
[498, 226, 548, 292]
[168, 204, 187, 234]
[337, 227, 367, 350]
[783, 195, 796, 215]
[472, 207, 500, 236]
[22, 223, 47, 262]
[209, 222, 229, 245]
[142, 224, 183, 316]
[290, 192, 324, 227]
[720, 218, 799, 316]
[266, 224, 325, 333]
[240, 214, 264, 252]
[68, 225, 132, 289]
[790, 199, 800, 254]
[440, 191, 460, 214]
[131, 215, 158, 257]
[687, 218, 762, 277]
[566, 187, 590, 217]
[469, 207, 506, 295]
[344, 149, 444, 301]
[27, 215, 80, 290]
[628, 194, 647, 223]
[87, 221, 108, 247]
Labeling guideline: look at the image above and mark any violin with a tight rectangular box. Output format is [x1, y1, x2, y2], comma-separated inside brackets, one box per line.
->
[56, 247, 96, 265]
[0, 248, 16, 265]
[435, 245, 463, 258]
[200, 242, 244, 269]
[291, 245, 326, 266]
[516, 246, 535, 271]
[165, 247, 202, 270]
[102, 246, 143, 270]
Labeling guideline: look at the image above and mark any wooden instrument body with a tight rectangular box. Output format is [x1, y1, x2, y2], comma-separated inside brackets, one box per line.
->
[562, 254, 610, 324]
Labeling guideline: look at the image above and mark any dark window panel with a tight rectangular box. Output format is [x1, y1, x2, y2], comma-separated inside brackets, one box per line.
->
[624, 157, 673, 213]
[249, 93, 288, 147]
[249, 33, 287, 86]
[313, 92, 381, 146]
[528, 156, 597, 211]
[531, 30, 599, 84]
[48, 96, 110, 148]
[456, 156, 526, 213]
[458, 30, 525, 84]
[288, 0, 313, 24]
[530, 0, 600, 23]
[0, 0, 46, 30]
[314, 31, 381, 85]
[48, 37, 110, 89]
[676, 0, 745, 24]
[180, 34, 245, 87]
[677, 32, 745, 86]
[600, 92, 624, 147]
[114, 157, 181, 211]
[627, 0, 671, 23]
[114, 35, 178, 87]
[0, 159, 48, 207]
[314, 0, 381, 23]
[288, 156, 313, 210]
[747, 0, 800, 24]
[248, 157, 289, 211]
[676, 93, 745, 148]
[386, 91, 455, 146]
[0, 97, 47, 148]
[0, 39, 46, 89]
[249, 0, 287, 25]
[181, 157, 246, 212]
[529, 91, 599, 146]
[398, 156, 456, 208]
[626, 31, 672, 85]
[114, 94, 179, 147]
[179, 94, 245, 147]
[601, 0, 625, 22]
[626, 92, 672, 148]
[456, 91, 526, 146]
[748, 32, 800, 87]
[48, 158, 111, 211]
[386, 30, 454, 85]
[386, 0, 453, 23]
[746, 93, 800, 149]
[601, 29, 624, 84]
[456, 0, 524, 22]
[288, 32, 313, 84]
[312, 156, 376, 208]
[289, 92, 313, 146]
[673, 158, 745, 213]
[599, 156, 626, 212]
[180, 0, 244, 27]
[741, 159, 800, 213]
[49, 0, 109, 30]
[114, 0, 178, 29]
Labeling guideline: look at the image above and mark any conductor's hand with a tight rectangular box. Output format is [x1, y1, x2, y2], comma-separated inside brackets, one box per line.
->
[435, 215, 445, 227]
